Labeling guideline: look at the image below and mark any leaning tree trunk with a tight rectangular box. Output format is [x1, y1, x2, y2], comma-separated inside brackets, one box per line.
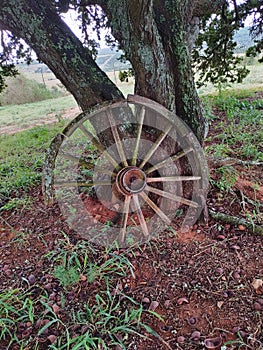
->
[0, 0, 124, 110]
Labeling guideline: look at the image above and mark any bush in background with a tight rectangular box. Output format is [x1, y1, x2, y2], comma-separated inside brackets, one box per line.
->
[0, 73, 63, 106]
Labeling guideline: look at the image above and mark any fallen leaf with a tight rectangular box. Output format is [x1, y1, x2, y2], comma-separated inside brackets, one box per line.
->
[217, 301, 224, 309]
[252, 279, 263, 295]
[177, 297, 189, 305]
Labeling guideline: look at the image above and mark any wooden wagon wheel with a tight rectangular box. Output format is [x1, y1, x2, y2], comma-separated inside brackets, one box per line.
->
[50, 95, 209, 247]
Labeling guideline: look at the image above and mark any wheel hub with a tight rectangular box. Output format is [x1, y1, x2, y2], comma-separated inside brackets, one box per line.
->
[116, 166, 147, 195]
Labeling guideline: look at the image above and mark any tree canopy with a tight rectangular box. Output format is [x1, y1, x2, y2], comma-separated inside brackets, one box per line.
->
[0, 0, 262, 142]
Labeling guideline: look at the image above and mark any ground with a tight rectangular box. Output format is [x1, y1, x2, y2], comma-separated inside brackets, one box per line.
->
[0, 96, 262, 350]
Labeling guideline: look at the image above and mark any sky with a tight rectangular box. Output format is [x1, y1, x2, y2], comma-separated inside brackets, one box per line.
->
[63, 10, 108, 49]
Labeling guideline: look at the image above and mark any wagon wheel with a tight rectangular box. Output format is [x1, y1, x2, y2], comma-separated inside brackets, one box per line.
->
[53, 95, 209, 247]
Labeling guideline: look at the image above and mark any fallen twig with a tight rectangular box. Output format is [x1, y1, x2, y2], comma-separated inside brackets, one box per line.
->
[207, 156, 263, 168]
[209, 209, 263, 236]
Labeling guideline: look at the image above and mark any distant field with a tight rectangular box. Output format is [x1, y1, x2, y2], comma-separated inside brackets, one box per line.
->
[198, 63, 263, 95]
[0, 95, 79, 134]
[1, 61, 262, 135]
[20, 60, 263, 97]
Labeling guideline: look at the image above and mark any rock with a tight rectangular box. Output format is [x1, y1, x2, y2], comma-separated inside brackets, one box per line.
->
[142, 297, 150, 304]
[149, 300, 159, 311]
[216, 234, 225, 240]
[28, 274, 36, 285]
[52, 304, 60, 314]
[47, 335, 57, 344]
[204, 337, 222, 349]
[232, 326, 240, 333]
[233, 271, 241, 280]
[164, 300, 171, 308]
[177, 336, 185, 344]
[190, 330, 201, 341]
[188, 317, 197, 325]
[254, 302, 262, 311]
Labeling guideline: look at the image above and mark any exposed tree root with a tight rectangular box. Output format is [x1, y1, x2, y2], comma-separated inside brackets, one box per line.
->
[209, 209, 263, 236]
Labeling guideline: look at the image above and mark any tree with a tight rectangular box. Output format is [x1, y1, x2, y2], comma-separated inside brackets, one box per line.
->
[0, 0, 262, 142]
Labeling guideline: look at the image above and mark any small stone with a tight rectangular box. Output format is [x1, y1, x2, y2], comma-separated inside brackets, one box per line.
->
[232, 326, 240, 333]
[164, 300, 171, 308]
[142, 297, 150, 304]
[49, 292, 56, 301]
[190, 330, 201, 341]
[238, 225, 246, 231]
[79, 274, 87, 281]
[52, 304, 60, 314]
[115, 345, 123, 350]
[216, 234, 225, 240]
[28, 274, 36, 285]
[233, 271, 241, 280]
[204, 337, 222, 349]
[44, 283, 52, 290]
[231, 245, 241, 250]
[257, 298, 263, 305]
[254, 302, 262, 311]
[177, 336, 185, 344]
[4, 268, 12, 277]
[47, 335, 57, 344]
[188, 317, 197, 325]
[216, 267, 224, 274]
[149, 300, 159, 311]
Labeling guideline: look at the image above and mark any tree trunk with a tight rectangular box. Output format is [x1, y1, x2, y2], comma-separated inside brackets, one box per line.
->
[102, 0, 206, 143]
[0, 0, 224, 142]
[0, 0, 124, 110]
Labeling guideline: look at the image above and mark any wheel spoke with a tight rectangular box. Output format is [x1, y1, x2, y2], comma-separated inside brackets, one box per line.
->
[61, 151, 114, 177]
[79, 124, 119, 169]
[145, 148, 193, 174]
[139, 124, 172, 169]
[139, 191, 171, 225]
[106, 110, 128, 167]
[147, 176, 201, 183]
[131, 107, 145, 166]
[55, 181, 112, 187]
[145, 185, 199, 208]
[119, 195, 131, 243]
[133, 194, 149, 238]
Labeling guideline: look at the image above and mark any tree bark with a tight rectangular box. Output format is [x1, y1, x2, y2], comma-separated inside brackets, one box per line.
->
[102, 0, 206, 143]
[0, 0, 225, 142]
[0, 0, 124, 110]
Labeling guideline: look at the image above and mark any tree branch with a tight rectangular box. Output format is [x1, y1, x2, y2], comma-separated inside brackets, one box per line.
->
[0, 0, 123, 110]
[192, 0, 226, 17]
[209, 209, 263, 236]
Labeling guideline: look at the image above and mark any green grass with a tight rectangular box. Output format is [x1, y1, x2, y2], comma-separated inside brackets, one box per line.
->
[0, 95, 77, 129]
[0, 239, 164, 350]
[0, 122, 67, 206]
[203, 89, 263, 162]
